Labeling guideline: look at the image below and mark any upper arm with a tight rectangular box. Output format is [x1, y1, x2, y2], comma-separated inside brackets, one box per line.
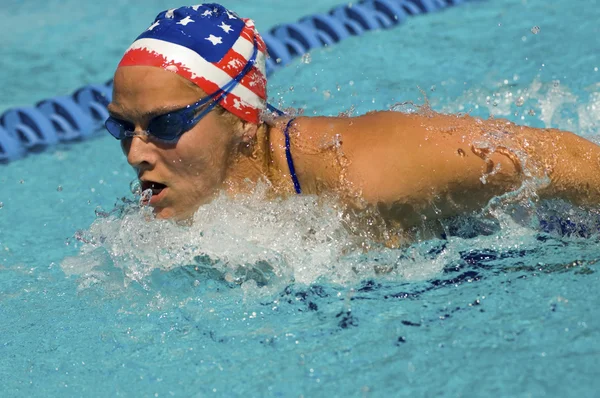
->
[311, 112, 526, 225]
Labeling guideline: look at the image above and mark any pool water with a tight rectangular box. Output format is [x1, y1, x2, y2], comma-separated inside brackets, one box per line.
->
[1, 0, 600, 396]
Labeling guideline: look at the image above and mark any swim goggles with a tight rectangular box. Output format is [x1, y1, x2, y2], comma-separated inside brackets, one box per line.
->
[105, 39, 260, 142]
[105, 93, 222, 141]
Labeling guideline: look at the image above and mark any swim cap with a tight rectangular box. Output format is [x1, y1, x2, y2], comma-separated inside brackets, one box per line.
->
[118, 4, 267, 123]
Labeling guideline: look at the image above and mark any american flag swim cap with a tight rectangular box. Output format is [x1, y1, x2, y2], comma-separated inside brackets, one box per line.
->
[119, 4, 267, 123]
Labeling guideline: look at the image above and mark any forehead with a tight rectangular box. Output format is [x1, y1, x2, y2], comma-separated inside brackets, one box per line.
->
[109, 66, 205, 118]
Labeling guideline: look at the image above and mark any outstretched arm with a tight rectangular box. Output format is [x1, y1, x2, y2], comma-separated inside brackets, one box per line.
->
[286, 111, 600, 227]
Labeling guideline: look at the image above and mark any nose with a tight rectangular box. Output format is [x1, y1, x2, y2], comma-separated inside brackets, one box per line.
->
[121, 135, 156, 172]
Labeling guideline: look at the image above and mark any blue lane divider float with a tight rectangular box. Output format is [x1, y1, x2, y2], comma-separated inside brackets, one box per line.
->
[0, 0, 471, 163]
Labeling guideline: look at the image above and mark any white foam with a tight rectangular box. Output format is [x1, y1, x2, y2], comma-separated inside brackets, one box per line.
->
[64, 179, 578, 294]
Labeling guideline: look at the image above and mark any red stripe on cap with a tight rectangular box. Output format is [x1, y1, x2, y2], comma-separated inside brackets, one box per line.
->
[119, 47, 170, 68]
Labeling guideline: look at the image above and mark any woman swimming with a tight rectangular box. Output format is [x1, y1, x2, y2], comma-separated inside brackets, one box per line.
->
[106, 3, 600, 233]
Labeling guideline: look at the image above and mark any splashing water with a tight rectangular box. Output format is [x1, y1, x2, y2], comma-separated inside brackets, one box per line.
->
[60, 171, 600, 296]
[62, 185, 368, 288]
[436, 78, 600, 136]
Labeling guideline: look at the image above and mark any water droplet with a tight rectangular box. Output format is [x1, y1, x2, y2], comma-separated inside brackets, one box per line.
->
[301, 53, 311, 64]
[528, 109, 536, 116]
[323, 90, 331, 100]
[515, 97, 525, 107]
[531, 26, 540, 34]
[130, 179, 142, 195]
[140, 189, 153, 207]
[57, 185, 63, 192]
[349, 80, 355, 86]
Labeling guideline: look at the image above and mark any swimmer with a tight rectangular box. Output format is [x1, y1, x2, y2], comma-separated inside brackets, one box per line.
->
[106, 4, 600, 233]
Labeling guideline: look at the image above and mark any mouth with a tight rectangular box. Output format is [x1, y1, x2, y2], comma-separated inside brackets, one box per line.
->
[140, 180, 168, 205]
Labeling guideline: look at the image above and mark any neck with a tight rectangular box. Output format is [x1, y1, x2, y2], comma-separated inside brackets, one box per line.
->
[222, 123, 288, 196]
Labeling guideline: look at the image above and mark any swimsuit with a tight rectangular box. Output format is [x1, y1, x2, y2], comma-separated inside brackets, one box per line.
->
[283, 118, 302, 194]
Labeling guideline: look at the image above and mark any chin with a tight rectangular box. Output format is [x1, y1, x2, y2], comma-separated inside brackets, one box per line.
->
[153, 206, 195, 222]
[153, 207, 176, 220]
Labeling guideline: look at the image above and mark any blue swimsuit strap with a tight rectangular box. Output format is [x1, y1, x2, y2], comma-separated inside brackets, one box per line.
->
[266, 104, 302, 194]
[283, 118, 302, 194]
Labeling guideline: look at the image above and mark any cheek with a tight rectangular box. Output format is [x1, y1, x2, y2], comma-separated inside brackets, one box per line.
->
[170, 121, 236, 172]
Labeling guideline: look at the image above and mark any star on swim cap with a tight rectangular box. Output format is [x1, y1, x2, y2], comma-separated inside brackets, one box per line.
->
[118, 3, 267, 123]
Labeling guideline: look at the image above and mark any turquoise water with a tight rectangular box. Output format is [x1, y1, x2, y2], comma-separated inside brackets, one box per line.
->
[1, 0, 600, 396]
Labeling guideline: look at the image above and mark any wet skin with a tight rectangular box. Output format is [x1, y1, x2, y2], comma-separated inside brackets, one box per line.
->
[108, 66, 267, 220]
[109, 66, 600, 228]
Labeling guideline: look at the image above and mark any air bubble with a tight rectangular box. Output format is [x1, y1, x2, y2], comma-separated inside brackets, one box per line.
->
[301, 53, 311, 64]
[0, 202, 3, 209]
[57, 185, 63, 192]
[531, 26, 540, 34]
[515, 97, 525, 107]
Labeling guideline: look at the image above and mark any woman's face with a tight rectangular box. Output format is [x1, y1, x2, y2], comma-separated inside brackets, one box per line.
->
[108, 66, 241, 220]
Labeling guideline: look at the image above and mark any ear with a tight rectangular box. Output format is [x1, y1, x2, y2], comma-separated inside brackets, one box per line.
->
[234, 119, 261, 157]
[239, 120, 259, 144]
